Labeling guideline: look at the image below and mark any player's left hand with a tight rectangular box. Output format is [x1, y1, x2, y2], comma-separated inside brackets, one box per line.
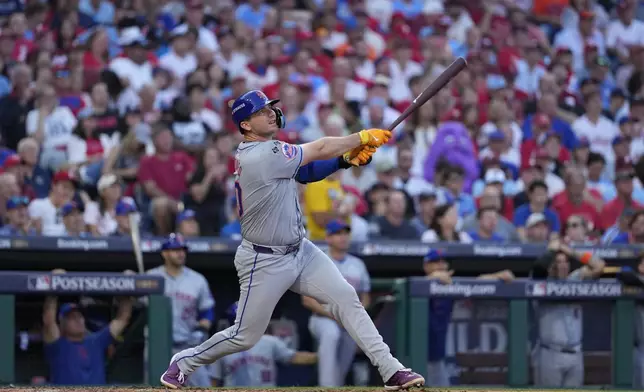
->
[341, 145, 376, 167]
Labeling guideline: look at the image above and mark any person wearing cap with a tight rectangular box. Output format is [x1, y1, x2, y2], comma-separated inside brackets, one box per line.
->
[609, 210, 644, 245]
[160, 25, 198, 81]
[42, 270, 134, 385]
[0, 196, 36, 235]
[28, 170, 77, 236]
[552, 167, 603, 234]
[147, 233, 215, 387]
[177, 0, 218, 52]
[108, 27, 153, 92]
[474, 168, 515, 219]
[422, 248, 514, 386]
[176, 209, 200, 237]
[462, 185, 520, 241]
[303, 220, 370, 387]
[61, 201, 90, 236]
[478, 128, 520, 168]
[531, 239, 606, 387]
[600, 169, 644, 230]
[138, 122, 194, 235]
[514, 180, 560, 240]
[110, 199, 138, 236]
[524, 212, 551, 243]
[26, 83, 78, 171]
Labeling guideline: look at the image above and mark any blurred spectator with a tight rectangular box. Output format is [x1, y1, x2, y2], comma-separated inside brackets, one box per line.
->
[305, 171, 351, 241]
[42, 272, 133, 385]
[221, 197, 241, 240]
[463, 186, 519, 242]
[137, 123, 194, 235]
[552, 167, 602, 232]
[411, 190, 437, 236]
[342, 159, 378, 195]
[84, 174, 135, 236]
[563, 214, 595, 245]
[0, 64, 34, 151]
[370, 189, 418, 239]
[176, 209, 200, 237]
[160, 26, 198, 82]
[524, 213, 551, 243]
[514, 180, 561, 239]
[111, 200, 137, 237]
[602, 207, 635, 244]
[554, 10, 606, 74]
[184, 146, 227, 236]
[571, 90, 619, 169]
[610, 210, 644, 244]
[424, 122, 478, 192]
[468, 207, 504, 242]
[0, 173, 21, 219]
[109, 27, 153, 92]
[28, 171, 77, 236]
[586, 152, 616, 201]
[27, 84, 78, 171]
[422, 203, 472, 243]
[61, 202, 90, 236]
[475, 168, 515, 220]
[0, 196, 36, 235]
[437, 165, 475, 218]
[364, 183, 390, 221]
[179, 0, 218, 52]
[605, 0, 644, 62]
[393, 147, 435, 197]
[18, 137, 51, 198]
[600, 170, 644, 230]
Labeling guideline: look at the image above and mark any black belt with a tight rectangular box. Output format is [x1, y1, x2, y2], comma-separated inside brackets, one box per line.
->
[252, 244, 299, 255]
[540, 343, 579, 354]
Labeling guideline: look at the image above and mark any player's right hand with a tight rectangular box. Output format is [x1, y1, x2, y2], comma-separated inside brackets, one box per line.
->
[358, 128, 392, 148]
[342, 145, 376, 166]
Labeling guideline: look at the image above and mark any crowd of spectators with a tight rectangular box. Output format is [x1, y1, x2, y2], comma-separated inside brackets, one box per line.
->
[0, 0, 642, 246]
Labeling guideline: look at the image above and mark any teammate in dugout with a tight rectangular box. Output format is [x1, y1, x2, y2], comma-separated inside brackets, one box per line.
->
[529, 239, 605, 387]
[161, 90, 425, 390]
[42, 269, 134, 385]
[147, 233, 215, 387]
[302, 220, 371, 387]
[423, 248, 515, 386]
[210, 302, 317, 387]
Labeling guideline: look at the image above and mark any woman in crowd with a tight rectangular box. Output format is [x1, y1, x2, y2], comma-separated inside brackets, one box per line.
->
[422, 203, 473, 243]
[84, 173, 136, 236]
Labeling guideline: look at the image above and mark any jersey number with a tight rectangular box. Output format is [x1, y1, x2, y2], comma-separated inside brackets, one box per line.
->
[234, 181, 244, 217]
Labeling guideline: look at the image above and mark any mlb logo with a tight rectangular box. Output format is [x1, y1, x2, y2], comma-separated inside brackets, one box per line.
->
[531, 282, 546, 296]
[29, 275, 51, 291]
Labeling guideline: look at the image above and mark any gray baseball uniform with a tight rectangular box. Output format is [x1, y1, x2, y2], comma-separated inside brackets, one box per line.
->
[172, 140, 404, 383]
[309, 252, 370, 386]
[633, 304, 644, 388]
[533, 269, 584, 387]
[147, 266, 215, 387]
[210, 334, 295, 387]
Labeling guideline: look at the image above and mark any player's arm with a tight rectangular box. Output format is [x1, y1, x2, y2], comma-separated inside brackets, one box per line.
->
[42, 295, 60, 344]
[290, 351, 318, 365]
[299, 129, 390, 167]
[109, 296, 134, 338]
[301, 296, 334, 319]
[479, 269, 515, 282]
[560, 244, 605, 279]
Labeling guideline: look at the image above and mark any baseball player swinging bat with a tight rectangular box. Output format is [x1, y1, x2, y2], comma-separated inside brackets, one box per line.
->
[388, 57, 468, 132]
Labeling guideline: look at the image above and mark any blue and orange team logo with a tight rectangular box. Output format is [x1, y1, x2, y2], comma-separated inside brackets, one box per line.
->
[256, 91, 268, 101]
[282, 143, 297, 160]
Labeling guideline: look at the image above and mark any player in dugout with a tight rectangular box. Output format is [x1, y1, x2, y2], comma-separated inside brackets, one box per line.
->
[42, 269, 134, 385]
[210, 302, 317, 387]
[422, 249, 515, 386]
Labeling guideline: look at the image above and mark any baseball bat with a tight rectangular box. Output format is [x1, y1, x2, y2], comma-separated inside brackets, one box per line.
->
[129, 213, 145, 274]
[387, 57, 468, 132]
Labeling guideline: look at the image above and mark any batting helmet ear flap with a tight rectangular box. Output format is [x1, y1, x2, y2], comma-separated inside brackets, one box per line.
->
[272, 107, 286, 129]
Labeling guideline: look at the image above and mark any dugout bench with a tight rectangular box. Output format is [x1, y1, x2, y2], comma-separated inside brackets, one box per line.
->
[394, 277, 636, 388]
[0, 271, 172, 385]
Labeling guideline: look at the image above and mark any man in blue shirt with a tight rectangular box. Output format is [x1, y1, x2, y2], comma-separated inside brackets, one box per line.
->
[513, 180, 560, 239]
[439, 166, 475, 218]
[423, 249, 514, 386]
[42, 270, 133, 385]
[0, 196, 37, 235]
[610, 210, 644, 245]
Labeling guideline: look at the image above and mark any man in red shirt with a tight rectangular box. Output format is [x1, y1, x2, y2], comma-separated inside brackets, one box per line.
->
[600, 170, 643, 230]
[552, 167, 602, 232]
[137, 123, 195, 235]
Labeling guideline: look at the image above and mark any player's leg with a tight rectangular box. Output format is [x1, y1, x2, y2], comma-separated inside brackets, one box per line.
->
[309, 315, 342, 386]
[290, 239, 423, 390]
[336, 328, 358, 385]
[634, 348, 643, 388]
[534, 348, 564, 387]
[162, 249, 299, 388]
[562, 352, 583, 387]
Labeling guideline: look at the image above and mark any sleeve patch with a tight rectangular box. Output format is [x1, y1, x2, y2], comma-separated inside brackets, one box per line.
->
[281, 143, 298, 160]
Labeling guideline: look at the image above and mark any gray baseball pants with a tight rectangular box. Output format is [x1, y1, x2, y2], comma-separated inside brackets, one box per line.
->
[173, 239, 404, 382]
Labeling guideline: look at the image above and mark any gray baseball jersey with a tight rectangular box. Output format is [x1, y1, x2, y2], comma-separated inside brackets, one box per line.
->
[328, 252, 371, 294]
[234, 141, 304, 246]
[210, 334, 295, 387]
[146, 266, 215, 343]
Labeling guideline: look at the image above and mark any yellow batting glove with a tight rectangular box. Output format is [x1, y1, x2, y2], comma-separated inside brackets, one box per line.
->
[358, 128, 392, 148]
[342, 145, 376, 166]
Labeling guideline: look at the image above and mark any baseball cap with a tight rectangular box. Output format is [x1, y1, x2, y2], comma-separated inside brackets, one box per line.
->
[2, 154, 22, 169]
[484, 168, 506, 184]
[526, 212, 548, 228]
[53, 170, 77, 185]
[61, 202, 81, 216]
[6, 196, 29, 210]
[326, 220, 351, 235]
[115, 200, 137, 216]
[58, 303, 82, 322]
[176, 209, 196, 224]
[97, 174, 119, 192]
[488, 130, 506, 142]
[423, 249, 443, 263]
[612, 135, 630, 146]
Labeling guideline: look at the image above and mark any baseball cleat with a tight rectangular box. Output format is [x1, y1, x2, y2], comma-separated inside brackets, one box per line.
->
[160, 354, 187, 389]
[384, 368, 425, 390]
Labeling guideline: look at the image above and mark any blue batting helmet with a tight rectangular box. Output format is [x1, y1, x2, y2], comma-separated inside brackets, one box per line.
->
[231, 90, 285, 131]
[226, 301, 238, 324]
[161, 233, 188, 251]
